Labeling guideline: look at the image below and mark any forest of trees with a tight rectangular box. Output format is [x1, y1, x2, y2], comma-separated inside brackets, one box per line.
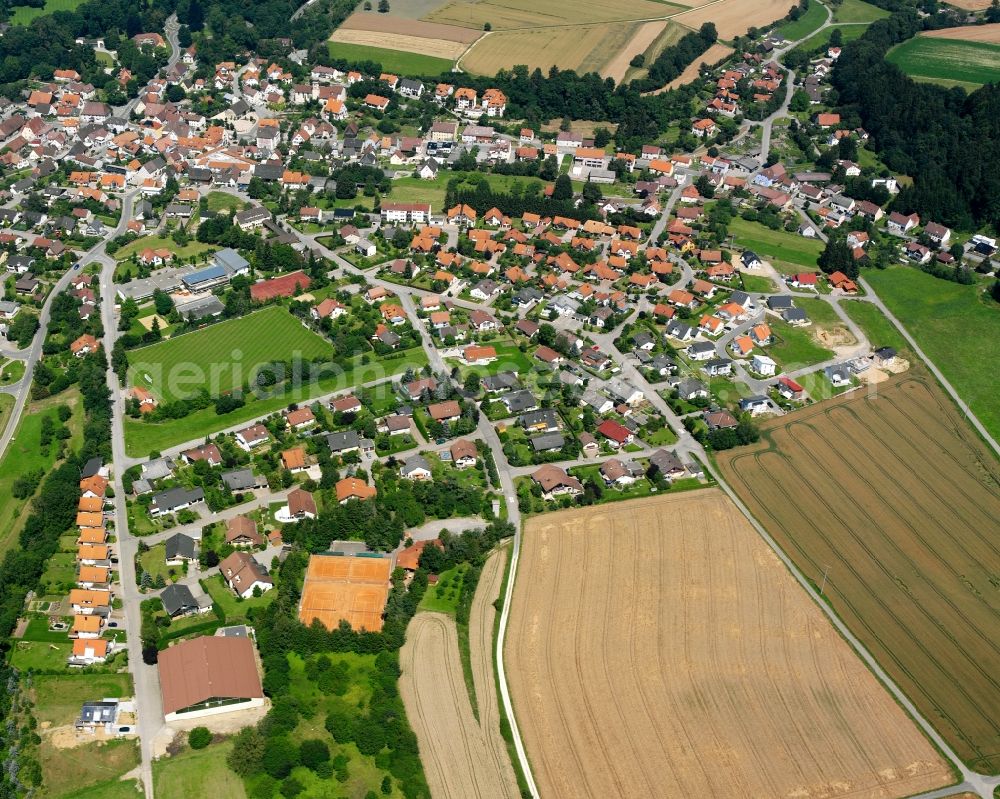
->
[832, 10, 1000, 230]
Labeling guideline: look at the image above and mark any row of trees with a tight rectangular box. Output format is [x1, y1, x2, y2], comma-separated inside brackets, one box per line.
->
[631, 23, 719, 93]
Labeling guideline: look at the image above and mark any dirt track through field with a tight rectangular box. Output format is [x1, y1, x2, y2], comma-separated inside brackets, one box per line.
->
[923, 22, 1000, 43]
[718, 372, 1000, 772]
[602, 21, 668, 83]
[506, 490, 952, 799]
[672, 0, 792, 38]
[400, 549, 519, 799]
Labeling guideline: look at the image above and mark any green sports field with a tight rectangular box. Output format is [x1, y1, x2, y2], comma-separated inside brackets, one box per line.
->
[127, 306, 331, 403]
[886, 36, 1000, 89]
[327, 42, 454, 76]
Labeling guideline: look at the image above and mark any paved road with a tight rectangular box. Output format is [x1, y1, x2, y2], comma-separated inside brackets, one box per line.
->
[113, 14, 180, 120]
[98, 192, 161, 799]
[0, 192, 139, 458]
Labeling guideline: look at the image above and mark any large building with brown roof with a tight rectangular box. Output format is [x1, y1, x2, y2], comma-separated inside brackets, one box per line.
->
[157, 635, 264, 721]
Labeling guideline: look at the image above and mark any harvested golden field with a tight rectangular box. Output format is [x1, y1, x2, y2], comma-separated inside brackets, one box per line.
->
[425, 0, 681, 30]
[602, 21, 669, 83]
[463, 22, 641, 76]
[942, 0, 993, 9]
[673, 0, 792, 38]
[660, 41, 734, 90]
[400, 550, 518, 799]
[718, 372, 1000, 773]
[329, 28, 468, 59]
[924, 22, 1000, 42]
[339, 11, 481, 42]
[506, 490, 952, 798]
[468, 547, 514, 784]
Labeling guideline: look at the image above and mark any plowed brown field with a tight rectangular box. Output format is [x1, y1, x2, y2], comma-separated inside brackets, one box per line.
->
[400, 548, 519, 799]
[718, 372, 1000, 773]
[506, 490, 952, 798]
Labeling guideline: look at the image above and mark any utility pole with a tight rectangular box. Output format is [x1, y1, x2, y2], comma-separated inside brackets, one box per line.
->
[819, 563, 831, 596]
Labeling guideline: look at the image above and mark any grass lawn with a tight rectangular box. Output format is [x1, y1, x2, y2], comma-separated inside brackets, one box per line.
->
[41, 739, 139, 799]
[112, 235, 214, 264]
[832, 0, 890, 23]
[9, 0, 82, 24]
[62, 777, 142, 799]
[124, 347, 428, 456]
[137, 544, 173, 584]
[127, 306, 331, 403]
[0, 393, 13, 435]
[327, 42, 454, 76]
[842, 298, 908, 352]
[798, 368, 856, 401]
[391, 171, 544, 214]
[154, 740, 247, 799]
[206, 191, 246, 213]
[569, 464, 655, 503]
[33, 673, 134, 726]
[776, 0, 827, 40]
[795, 23, 868, 54]
[886, 36, 1000, 89]
[709, 376, 753, 404]
[22, 615, 72, 643]
[864, 266, 1000, 441]
[0, 360, 25, 385]
[0, 390, 84, 560]
[8, 640, 72, 671]
[795, 297, 845, 329]
[765, 320, 834, 369]
[450, 341, 534, 377]
[38, 551, 78, 594]
[645, 426, 678, 445]
[390, 176, 449, 211]
[418, 562, 470, 614]
[737, 273, 777, 293]
[202, 573, 275, 621]
[728, 217, 823, 269]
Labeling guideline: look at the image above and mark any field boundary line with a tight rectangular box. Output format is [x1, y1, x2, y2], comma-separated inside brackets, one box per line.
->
[704, 458, 982, 792]
[857, 283, 1000, 460]
[728, 418, 999, 762]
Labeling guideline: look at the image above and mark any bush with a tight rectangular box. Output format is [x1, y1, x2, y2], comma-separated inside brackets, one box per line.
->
[188, 727, 212, 749]
[299, 738, 330, 770]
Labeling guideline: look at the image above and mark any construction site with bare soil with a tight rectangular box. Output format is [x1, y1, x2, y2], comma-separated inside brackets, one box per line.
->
[505, 490, 954, 799]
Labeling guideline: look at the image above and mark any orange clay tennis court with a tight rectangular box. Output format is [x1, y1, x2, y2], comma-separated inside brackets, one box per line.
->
[299, 555, 392, 632]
